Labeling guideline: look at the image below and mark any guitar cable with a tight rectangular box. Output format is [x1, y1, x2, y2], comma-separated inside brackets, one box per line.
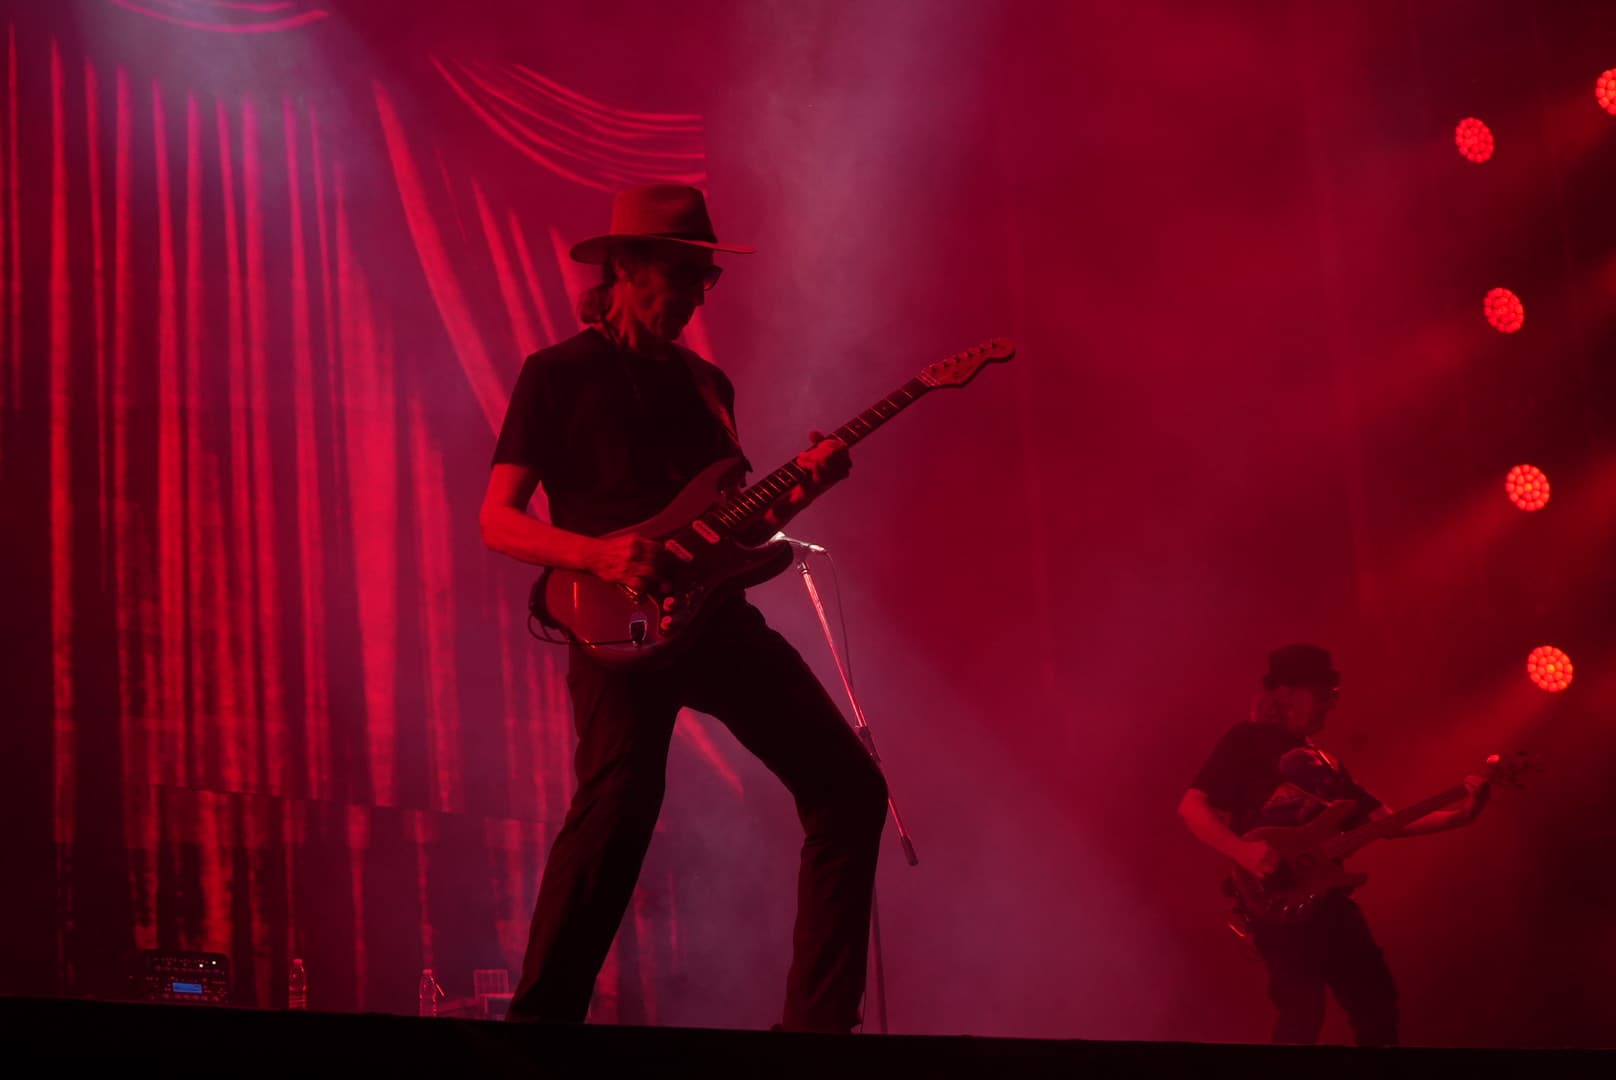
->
[522, 549, 861, 672]
[525, 614, 645, 648]
[526, 613, 573, 646]
[525, 572, 645, 647]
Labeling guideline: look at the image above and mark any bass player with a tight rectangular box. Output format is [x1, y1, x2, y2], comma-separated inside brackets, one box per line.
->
[1177, 643, 1491, 1046]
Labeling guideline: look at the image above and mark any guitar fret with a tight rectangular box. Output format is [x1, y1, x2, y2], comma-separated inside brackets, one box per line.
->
[1322, 782, 1470, 861]
[715, 377, 935, 528]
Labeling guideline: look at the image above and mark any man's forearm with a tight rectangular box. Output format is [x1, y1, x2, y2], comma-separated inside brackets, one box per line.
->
[1179, 793, 1251, 862]
[480, 505, 598, 570]
[1387, 807, 1470, 838]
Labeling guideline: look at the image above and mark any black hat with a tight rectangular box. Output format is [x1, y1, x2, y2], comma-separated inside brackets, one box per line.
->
[1263, 644, 1340, 690]
[570, 184, 755, 265]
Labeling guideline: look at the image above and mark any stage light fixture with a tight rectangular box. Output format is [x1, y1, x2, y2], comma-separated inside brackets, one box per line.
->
[1484, 287, 1524, 333]
[1597, 69, 1616, 115]
[1454, 118, 1495, 162]
[1504, 464, 1550, 511]
[1526, 646, 1573, 693]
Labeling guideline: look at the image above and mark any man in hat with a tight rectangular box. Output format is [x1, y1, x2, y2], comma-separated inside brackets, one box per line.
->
[480, 183, 888, 1032]
[1177, 644, 1491, 1046]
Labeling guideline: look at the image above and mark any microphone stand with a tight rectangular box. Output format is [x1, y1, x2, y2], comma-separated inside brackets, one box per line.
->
[780, 536, 918, 1035]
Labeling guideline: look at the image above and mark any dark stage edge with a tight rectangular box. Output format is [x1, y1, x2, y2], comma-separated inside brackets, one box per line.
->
[3, 996, 1610, 1076]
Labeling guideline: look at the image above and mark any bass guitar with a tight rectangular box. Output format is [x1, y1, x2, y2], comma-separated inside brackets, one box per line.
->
[1227, 750, 1531, 926]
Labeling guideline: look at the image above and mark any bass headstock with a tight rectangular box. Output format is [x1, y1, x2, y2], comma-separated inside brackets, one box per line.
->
[1480, 751, 1535, 789]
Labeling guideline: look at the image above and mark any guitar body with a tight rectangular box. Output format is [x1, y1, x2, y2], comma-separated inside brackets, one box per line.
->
[533, 457, 796, 669]
[1228, 801, 1371, 926]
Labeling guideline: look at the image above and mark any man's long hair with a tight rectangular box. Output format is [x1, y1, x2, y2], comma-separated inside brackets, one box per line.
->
[1250, 687, 1292, 726]
[576, 242, 654, 325]
[576, 263, 617, 325]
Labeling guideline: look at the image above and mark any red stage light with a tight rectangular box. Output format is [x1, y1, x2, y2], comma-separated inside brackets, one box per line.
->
[1454, 118, 1494, 163]
[1504, 464, 1550, 511]
[1597, 70, 1616, 115]
[1483, 287, 1524, 333]
[1526, 646, 1573, 693]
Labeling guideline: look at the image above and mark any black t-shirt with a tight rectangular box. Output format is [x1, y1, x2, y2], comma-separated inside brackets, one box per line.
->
[491, 329, 747, 536]
[1190, 722, 1382, 836]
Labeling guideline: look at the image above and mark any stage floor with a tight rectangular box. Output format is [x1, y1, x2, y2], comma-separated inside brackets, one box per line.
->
[3, 996, 1611, 1076]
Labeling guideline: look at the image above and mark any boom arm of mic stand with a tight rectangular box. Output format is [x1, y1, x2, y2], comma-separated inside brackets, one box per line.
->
[793, 555, 919, 867]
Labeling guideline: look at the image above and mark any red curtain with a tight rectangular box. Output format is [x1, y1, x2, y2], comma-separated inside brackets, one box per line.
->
[1, 5, 720, 1017]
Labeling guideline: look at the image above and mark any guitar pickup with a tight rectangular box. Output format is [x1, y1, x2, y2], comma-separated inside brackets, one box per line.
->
[664, 538, 695, 563]
[691, 520, 720, 544]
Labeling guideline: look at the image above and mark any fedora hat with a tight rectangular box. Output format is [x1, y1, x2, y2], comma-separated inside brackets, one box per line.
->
[1262, 643, 1341, 691]
[570, 183, 755, 264]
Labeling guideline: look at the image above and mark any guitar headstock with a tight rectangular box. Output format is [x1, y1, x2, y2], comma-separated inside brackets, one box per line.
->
[1480, 751, 1535, 789]
[918, 337, 1017, 389]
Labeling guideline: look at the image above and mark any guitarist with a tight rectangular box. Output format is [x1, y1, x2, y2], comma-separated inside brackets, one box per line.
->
[481, 183, 888, 1032]
[1177, 644, 1490, 1046]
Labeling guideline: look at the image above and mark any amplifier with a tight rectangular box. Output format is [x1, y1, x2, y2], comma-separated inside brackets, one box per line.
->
[136, 950, 232, 1005]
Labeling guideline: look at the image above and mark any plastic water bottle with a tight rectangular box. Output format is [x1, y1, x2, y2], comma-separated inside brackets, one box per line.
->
[418, 968, 440, 1017]
[288, 958, 308, 1011]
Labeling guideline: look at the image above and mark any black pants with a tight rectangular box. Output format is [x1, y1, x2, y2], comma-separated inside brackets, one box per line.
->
[1253, 893, 1399, 1046]
[508, 600, 889, 1031]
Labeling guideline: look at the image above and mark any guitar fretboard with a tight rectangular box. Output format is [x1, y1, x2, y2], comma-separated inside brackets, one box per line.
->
[711, 377, 932, 531]
[1321, 782, 1469, 860]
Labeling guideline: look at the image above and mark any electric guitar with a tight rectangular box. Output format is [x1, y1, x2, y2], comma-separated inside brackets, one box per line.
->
[1228, 751, 1531, 926]
[530, 338, 1017, 668]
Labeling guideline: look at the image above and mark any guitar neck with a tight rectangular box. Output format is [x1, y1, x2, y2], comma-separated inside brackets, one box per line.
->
[1323, 782, 1469, 860]
[714, 377, 932, 531]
